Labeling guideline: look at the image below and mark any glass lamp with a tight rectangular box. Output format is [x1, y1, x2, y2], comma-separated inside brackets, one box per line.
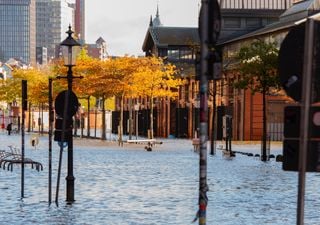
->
[60, 25, 80, 66]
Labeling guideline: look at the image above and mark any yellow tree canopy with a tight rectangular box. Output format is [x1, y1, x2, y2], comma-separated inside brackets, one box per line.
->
[1, 68, 51, 105]
[133, 56, 183, 99]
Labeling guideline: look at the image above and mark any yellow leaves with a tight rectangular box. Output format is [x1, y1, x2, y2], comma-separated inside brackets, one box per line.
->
[132, 56, 182, 99]
[58, 53, 182, 101]
[2, 68, 52, 104]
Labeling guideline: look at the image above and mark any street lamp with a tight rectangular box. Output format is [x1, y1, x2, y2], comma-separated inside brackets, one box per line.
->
[60, 25, 80, 203]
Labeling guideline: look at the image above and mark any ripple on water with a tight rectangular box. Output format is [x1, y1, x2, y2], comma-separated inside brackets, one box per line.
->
[0, 135, 317, 224]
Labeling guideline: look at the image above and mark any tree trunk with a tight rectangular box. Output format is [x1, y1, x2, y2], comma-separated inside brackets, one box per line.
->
[119, 93, 124, 146]
[150, 96, 154, 139]
[101, 95, 106, 140]
[27, 102, 31, 132]
[41, 103, 44, 134]
[94, 108, 97, 138]
[262, 88, 267, 161]
[87, 96, 90, 138]
[38, 103, 41, 134]
[129, 97, 133, 140]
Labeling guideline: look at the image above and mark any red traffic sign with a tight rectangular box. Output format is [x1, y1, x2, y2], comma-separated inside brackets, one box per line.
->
[54, 90, 79, 118]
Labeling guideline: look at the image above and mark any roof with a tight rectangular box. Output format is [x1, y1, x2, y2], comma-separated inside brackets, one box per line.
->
[152, 5, 162, 27]
[142, 26, 199, 51]
[219, 0, 320, 46]
[96, 37, 106, 44]
[280, 0, 316, 20]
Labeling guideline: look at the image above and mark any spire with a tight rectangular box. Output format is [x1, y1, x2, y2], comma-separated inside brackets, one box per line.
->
[156, 3, 159, 18]
[152, 3, 162, 27]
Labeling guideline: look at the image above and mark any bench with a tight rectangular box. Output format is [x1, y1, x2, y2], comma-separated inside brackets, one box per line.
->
[0, 145, 43, 172]
[126, 139, 163, 151]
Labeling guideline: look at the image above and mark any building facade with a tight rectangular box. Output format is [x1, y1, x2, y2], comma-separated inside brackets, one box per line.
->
[0, 0, 36, 65]
[86, 37, 108, 60]
[113, 1, 306, 140]
[137, 1, 296, 139]
[75, 0, 85, 44]
[220, 0, 320, 141]
[36, 0, 74, 63]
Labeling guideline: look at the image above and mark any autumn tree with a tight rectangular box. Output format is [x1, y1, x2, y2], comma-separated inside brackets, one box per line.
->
[105, 57, 141, 144]
[1, 67, 52, 132]
[234, 40, 280, 161]
[134, 56, 183, 139]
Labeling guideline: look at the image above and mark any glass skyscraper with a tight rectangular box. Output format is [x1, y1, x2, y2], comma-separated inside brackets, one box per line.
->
[36, 0, 74, 61]
[0, 0, 36, 65]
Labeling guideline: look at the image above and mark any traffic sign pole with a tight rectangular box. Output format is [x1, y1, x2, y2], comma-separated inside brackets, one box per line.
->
[297, 18, 315, 225]
[198, 1, 210, 224]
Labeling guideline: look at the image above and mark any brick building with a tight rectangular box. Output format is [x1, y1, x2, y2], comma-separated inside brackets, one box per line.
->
[115, 0, 313, 140]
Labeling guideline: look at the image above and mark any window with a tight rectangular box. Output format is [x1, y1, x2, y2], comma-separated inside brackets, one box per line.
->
[168, 49, 179, 60]
[246, 18, 261, 28]
[180, 49, 193, 60]
[224, 18, 241, 28]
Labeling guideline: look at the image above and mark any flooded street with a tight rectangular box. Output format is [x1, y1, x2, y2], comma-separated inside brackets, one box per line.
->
[0, 133, 319, 224]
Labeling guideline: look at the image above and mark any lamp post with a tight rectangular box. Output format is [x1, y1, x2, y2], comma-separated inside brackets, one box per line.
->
[60, 25, 80, 203]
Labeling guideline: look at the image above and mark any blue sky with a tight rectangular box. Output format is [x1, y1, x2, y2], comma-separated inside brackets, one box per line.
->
[86, 0, 199, 56]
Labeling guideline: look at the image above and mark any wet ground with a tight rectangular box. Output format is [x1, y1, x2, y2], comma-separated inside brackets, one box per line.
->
[0, 132, 318, 225]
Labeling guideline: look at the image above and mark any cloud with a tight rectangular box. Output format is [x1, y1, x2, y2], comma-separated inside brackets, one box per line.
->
[86, 0, 199, 56]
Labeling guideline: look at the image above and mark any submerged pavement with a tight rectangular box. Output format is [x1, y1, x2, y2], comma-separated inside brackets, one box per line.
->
[0, 132, 317, 225]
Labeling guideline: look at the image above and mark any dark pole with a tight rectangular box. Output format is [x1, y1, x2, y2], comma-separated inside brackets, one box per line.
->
[59, 25, 81, 203]
[297, 18, 314, 225]
[21, 80, 27, 199]
[28, 102, 31, 132]
[198, 0, 209, 224]
[66, 64, 75, 203]
[48, 78, 53, 204]
[210, 80, 217, 155]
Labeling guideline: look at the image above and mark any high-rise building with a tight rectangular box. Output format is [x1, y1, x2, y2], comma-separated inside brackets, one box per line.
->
[36, 0, 74, 63]
[75, 0, 85, 44]
[0, 0, 36, 65]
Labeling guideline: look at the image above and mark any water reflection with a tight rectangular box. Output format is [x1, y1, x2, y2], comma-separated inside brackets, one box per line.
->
[0, 135, 319, 224]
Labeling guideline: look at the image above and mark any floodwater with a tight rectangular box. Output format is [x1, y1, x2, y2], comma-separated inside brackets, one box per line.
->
[0, 132, 319, 225]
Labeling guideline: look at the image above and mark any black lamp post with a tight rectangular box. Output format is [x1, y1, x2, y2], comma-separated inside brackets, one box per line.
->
[60, 25, 80, 203]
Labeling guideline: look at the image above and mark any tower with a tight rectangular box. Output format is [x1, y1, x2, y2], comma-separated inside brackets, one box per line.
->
[36, 0, 74, 62]
[75, 0, 85, 44]
[0, 0, 36, 65]
[152, 4, 162, 27]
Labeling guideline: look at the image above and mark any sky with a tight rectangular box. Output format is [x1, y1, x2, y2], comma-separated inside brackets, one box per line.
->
[85, 0, 200, 56]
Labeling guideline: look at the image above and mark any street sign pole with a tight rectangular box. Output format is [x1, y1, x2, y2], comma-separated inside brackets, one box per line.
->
[21, 80, 27, 199]
[198, 1, 210, 224]
[196, 0, 221, 224]
[297, 18, 315, 225]
[48, 78, 53, 205]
